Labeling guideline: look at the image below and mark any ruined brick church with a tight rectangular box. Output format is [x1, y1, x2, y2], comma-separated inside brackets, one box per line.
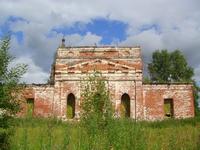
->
[22, 39, 195, 120]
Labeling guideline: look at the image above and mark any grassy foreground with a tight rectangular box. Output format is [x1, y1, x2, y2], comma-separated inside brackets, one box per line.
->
[10, 117, 200, 150]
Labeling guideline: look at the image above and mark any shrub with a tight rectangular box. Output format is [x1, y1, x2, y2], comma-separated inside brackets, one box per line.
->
[81, 72, 113, 129]
[80, 72, 113, 148]
[0, 36, 27, 149]
[0, 128, 10, 150]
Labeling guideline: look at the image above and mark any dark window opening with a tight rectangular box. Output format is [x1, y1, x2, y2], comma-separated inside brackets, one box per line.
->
[164, 99, 174, 118]
[67, 93, 75, 119]
[26, 98, 34, 117]
[121, 93, 130, 117]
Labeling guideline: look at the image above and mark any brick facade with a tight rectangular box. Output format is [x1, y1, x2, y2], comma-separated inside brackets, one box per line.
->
[21, 45, 195, 120]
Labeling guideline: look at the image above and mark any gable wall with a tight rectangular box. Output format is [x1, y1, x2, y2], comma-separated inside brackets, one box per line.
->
[54, 47, 142, 81]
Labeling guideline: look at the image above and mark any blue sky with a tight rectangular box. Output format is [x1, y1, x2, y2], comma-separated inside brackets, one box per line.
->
[52, 18, 128, 45]
[0, 0, 200, 84]
[1, 17, 129, 46]
[0, 16, 25, 44]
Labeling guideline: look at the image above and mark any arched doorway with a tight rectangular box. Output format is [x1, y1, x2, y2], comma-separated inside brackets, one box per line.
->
[67, 93, 75, 119]
[121, 93, 130, 117]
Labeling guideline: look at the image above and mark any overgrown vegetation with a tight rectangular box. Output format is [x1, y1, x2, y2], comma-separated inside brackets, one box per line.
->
[1, 41, 199, 149]
[8, 72, 196, 150]
[67, 105, 73, 119]
[0, 36, 27, 149]
[80, 73, 113, 148]
[148, 49, 193, 83]
[193, 82, 200, 116]
[147, 49, 200, 115]
[10, 117, 200, 150]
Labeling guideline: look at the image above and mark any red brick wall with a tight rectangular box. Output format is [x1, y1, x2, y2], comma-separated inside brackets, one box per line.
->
[143, 84, 195, 120]
[21, 85, 54, 117]
[20, 47, 195, 121]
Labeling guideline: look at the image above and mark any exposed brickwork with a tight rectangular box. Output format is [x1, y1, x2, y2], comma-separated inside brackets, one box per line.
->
[20, 46, 195, 120]
[143, 84, 194, 120]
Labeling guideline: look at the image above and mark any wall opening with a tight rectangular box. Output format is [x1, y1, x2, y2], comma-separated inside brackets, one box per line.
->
[121, 93, 130, 117]
[164, 99, 174, 118]
[26, 98, 34, 117]
[67, 93, 75, 119]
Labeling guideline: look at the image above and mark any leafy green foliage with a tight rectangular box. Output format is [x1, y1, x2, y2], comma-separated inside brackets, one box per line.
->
[80, 72, 113, 148]
[148, 50, 194, 82]
[0, 36, 27, 116]
[193, 82, 200, 116]
[0, 36, 27, 150]
[0, 128, 11, 150]
[143, 76, 151, 84]
[81, 72, 113, 128]
[148, 49, 200, 116]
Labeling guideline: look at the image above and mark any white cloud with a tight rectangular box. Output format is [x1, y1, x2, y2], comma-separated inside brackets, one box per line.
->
[0, 0, 200, 82]
[12, 56, 49, 84]
[1, 0, 198, 31]
[9, 30, 102, 83]
[121, 29, 163, 53]
[64, 32, 102, 46]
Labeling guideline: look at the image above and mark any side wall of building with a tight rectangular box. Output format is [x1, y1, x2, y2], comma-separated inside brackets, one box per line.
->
[143, 84, 195, 120]
[21, 83, 195, 120]
[22, 85, 54, 117]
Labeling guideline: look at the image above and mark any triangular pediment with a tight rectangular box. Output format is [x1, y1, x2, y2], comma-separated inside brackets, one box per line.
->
[65, 59, 135, 73]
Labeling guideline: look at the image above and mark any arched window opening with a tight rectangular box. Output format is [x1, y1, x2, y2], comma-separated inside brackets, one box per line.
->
[120, 93, 130, 117]
[67, 93, 75, 119]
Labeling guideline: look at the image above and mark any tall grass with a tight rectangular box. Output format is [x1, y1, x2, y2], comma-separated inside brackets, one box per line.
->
[10, 117, 200, 150]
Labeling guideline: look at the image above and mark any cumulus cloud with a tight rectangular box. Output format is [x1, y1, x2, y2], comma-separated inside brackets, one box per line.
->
[11, 56, 49, 84]
[8, 28, 102, 82]
[120, 18, 200, 79]
[64, 32, 102, 46]
[0, 0, 200, 83]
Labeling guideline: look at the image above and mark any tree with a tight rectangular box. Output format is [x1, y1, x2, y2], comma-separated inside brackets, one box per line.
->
[148, 49, 199, 116]
[80, 72, 113, 132]
[80, 72, 113, 149]
[148, 50, 193, 83]
[0, 36, 27, 150]
[193, 82, 200, 116]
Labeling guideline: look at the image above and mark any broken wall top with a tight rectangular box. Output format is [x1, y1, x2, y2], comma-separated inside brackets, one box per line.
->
[56, 46, 142, 60]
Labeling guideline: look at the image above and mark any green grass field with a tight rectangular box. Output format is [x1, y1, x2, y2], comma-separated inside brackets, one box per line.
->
[10, 117, 200, 150]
